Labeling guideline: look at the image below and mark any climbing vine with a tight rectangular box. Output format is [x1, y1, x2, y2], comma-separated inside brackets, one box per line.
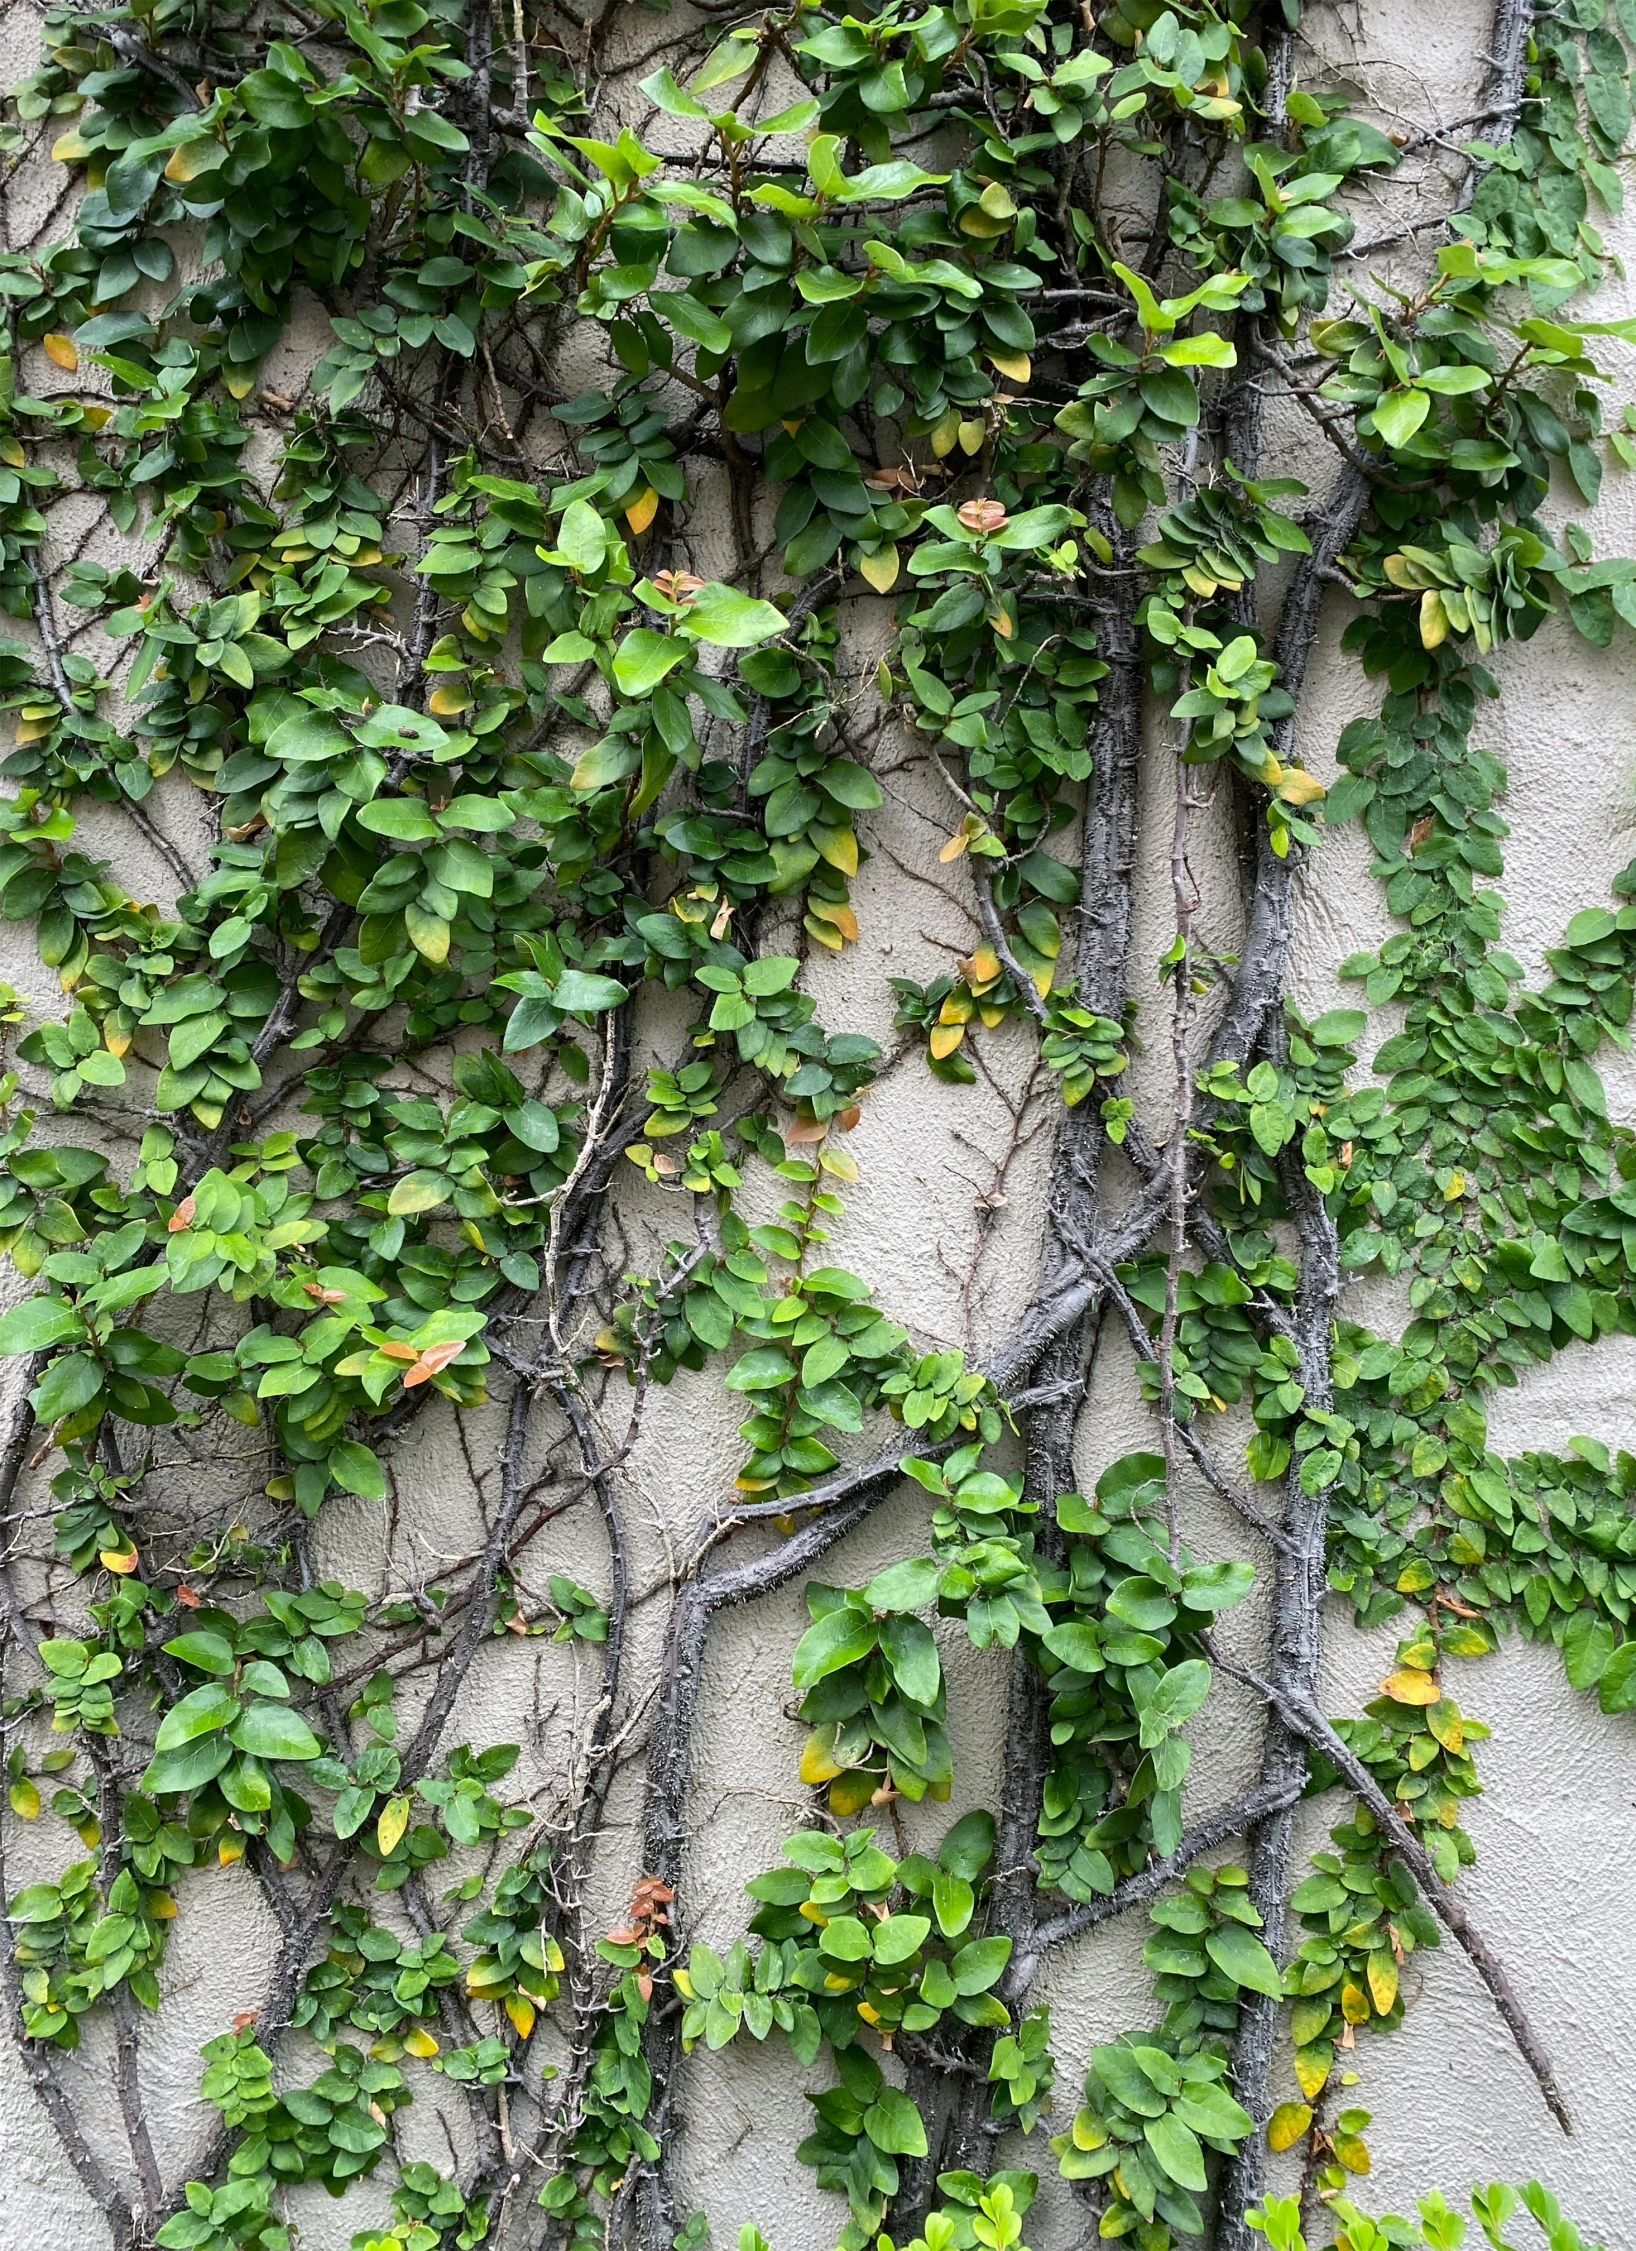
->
[0, 0, 1631, 2245]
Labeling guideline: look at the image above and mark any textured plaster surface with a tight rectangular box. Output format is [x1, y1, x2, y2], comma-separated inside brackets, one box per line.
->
[2, 0, 1636, 2240]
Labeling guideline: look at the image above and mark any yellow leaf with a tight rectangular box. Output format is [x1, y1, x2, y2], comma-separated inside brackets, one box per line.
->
[967, 945, 1001, 986]
[0, 437, 23, 468]
[1425, 1696, 1463, 1752]
[1071, 2107, 1107, 2152]
[150, 1891, 177, 1919]
[51, 129, 90, 164]
[1267, 2101, 1312, 2153]
[987, 605, 1014, 639]
[1419, 589, 1449, 649]
[1275, 767, 1326, 807]
[1443, 1171, 1465, 1200]
[1293, 2042, 1332, 2100]
[100, 1545, 138, 1574]
[799, 1727, 843, 1785]
[805, 916, 844, 951]
[405, 903, 451, 965]
[939, 827, 972, 863]
[428, 683, 472, 715]
[8, 1779, 40, 1820]
[671, 1965, 695, 1998]
[624, 486, 659, 534]
[1333, 2130, 1371, 2175]
[43, 335, 78, 372]
[958, 418, 985, 456]
[376, 1794, 410, 1857]
[404, 2026, 440, 2058]
[505, 1994, 536, 2039]
[858, 543, 899, 593]
[222, 366, 256, 401]
[1340, 1978, 1370, 2025]
[1366, 1947, 1398, 2015]
[1380, 1667, 1440, 1705]
[164, 139, 220, 183]
[807, 899, 859, 943]
[929, 1023, 966, 1059]
[987, 350, 1031, 385]
[810, 821, 858, 876]
[218, 1833, 245, 1866]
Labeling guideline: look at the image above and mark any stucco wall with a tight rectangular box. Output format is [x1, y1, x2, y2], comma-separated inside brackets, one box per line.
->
[2, 0, 1635, 2242]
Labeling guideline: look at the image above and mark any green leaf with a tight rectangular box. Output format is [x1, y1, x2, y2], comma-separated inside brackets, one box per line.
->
[1205, 1922, 1283, 1998]
[552, 500, 610, 573]
[949, 1935, 1010, 1993]
[1143, 2111, 1207, 2192]
[404, 109, 470, 156]
[655, 290, 733, 356]
[154, 1683, 239, 1752]
[871, 1913, 930, 1965]
[329, 1440, 387, 1500]
[790, 1605, 878, 1688]
[861, 1557, 940, 1611]
[552, 970, 628, 1014]
[1179, 1560, 1255, 1611]
[613, 628, 688, 696]
[227, 1702, 322, 1761]
[0, 1296, 85, 1354]
[1371, 387, 1430, 448]
[357, 799, 440, 842]
[162, 1631, 237, 1676]
[1598, 1639, 1636, 1712]
[1042, 1620, 1103, 1672]
[862, 2087, 927, 2157]
[938, 1809, 995, 1879]
[879, 1613, 940, 1705]
[681, 585, 789, 648]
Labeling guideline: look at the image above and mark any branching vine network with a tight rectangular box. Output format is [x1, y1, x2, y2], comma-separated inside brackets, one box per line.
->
[0, 0, 1632, 2248]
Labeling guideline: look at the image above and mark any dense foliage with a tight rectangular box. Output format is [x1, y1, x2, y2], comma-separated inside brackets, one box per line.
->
[0, 0, 1630, 2245]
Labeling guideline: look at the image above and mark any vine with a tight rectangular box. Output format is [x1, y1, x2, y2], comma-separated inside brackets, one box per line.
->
[0, 0, 1630, 2246]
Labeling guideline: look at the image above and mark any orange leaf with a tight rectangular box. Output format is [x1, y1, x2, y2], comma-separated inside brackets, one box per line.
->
[403, 1336, 466, 1386]
[43, 334, 78, 371]
[378, 1341, 420, 1363]
[168, 1195, 196, 1233]
[624, 486, 659, 534]
[175, 1583, 201, 1608]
